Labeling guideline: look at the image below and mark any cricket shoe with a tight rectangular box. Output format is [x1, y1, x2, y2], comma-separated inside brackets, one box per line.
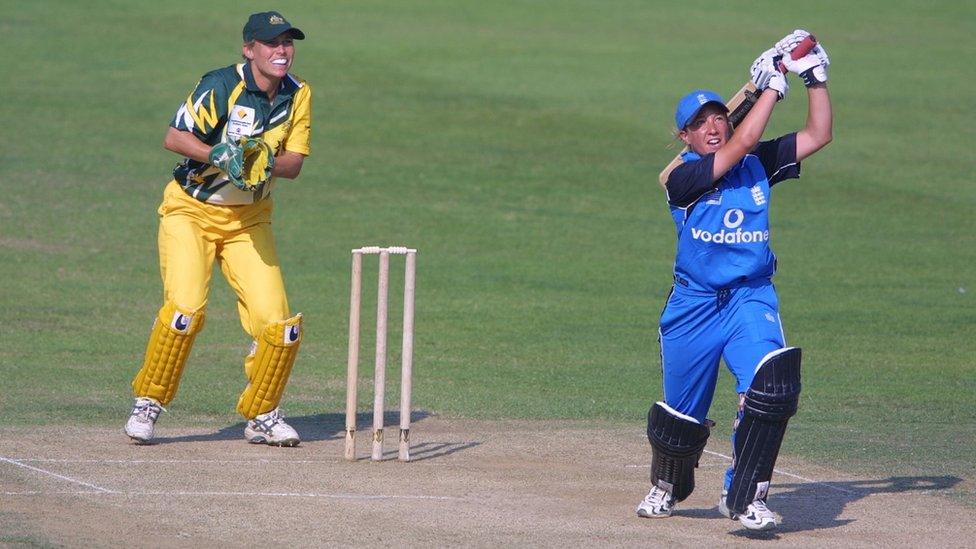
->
[636, 486, 675, 518]
[718, 490, 777, 531]
[244, 408, 301, 447]
[124, 397, 164, 444]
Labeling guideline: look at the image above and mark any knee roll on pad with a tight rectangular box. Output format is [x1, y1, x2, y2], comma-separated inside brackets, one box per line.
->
[727, 347, 802, 514]
[236, 313, 303, 419]
[131, 302, 206, 405]
[647, 402, 711, 502]
[743, 346, 803, 420]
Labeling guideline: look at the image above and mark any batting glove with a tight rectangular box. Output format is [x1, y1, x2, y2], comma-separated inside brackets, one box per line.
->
[775, 29, 813, 54]
[775, 30, 829, 87]
[208, 141, 245, 184]
[750, 48, 789, 100]
[779, 50, 829, 87]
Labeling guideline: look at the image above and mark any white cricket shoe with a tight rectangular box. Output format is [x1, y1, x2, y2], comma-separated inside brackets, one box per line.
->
[124, 397, 164, 444]
[718, 490, 733, 519]
[636, 485, 675, 518]
[244, 408, 301, 447]
[719, 491, 777, 531]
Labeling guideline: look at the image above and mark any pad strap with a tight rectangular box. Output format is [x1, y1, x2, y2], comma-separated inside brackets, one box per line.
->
[236, 313, 303, 419]
[647, 402, 711, 502]
[131, 302, 205, 405]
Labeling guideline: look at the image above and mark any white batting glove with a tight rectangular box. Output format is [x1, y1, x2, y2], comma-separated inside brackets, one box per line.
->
[811, 43, 830, 69]
[750, 48, 789, 100]
[775, 29, 812, 55]
[779, 49, 829, 87]
[775, 30, 829, 87]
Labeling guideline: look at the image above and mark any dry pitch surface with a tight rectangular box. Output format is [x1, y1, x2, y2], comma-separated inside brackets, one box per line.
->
[2, 417, 972, 547]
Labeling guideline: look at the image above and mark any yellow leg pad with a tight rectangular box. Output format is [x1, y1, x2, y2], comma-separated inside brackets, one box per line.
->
[237, 313, 303, 419]
[131, 302, 205, 405]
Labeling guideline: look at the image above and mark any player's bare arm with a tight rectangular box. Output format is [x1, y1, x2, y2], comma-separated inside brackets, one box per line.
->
[709, 89, 778, 181]
[163, 126, 211, 164]
[795, 84, 832, 161]
[774, 31, 832, 161]
[272, 151, 305, 179]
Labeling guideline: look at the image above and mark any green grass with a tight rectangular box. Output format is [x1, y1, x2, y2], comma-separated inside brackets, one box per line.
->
[1, 0, 973, 504]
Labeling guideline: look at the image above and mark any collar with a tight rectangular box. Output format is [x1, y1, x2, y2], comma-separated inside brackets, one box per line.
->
[239, 63, 301, 100]
[241, 62, 262, 92]
[681, 150, 702, 162]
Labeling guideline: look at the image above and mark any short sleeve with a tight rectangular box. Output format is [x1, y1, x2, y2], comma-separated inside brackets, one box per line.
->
[284, 83, 312, 156]
[666, 153, 717, 207]
[752, 133, 800, 186]
[170, 70, 231, 143]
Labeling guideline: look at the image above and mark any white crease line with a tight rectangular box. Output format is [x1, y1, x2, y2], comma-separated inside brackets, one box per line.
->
[701, 449, 858, 495]
[5, 491, 106, 495]
[3, 490, 461, 501]
[1, 456, 116, 494]
[140, 491, 463, 500]
[12, 459, 338, 464]
[626, 450, 857, 495]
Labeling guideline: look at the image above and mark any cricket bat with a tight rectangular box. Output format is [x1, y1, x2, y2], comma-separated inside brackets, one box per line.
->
[657, 34, 818, 189]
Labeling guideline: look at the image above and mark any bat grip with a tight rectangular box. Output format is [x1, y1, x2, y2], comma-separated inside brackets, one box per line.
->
[777, 34, 818, 72]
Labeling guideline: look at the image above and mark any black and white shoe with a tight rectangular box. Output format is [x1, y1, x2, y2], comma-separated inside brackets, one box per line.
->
[719, 490, 777, 531]
[636, 486, 675, 518]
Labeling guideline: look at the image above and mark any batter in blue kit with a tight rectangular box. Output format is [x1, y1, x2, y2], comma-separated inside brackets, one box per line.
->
[662, 137, 794, 422]
[636, 30, 834, 532]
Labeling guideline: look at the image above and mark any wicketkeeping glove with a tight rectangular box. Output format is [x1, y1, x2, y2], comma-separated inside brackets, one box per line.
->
[236, 136, 276, 190]
[208, 141, 245, 187]
[750, 48, 789, 100]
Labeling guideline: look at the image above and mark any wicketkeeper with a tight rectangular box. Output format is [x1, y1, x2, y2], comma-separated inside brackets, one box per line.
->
[124, 11, 312, 446]
[637, 30, 832, 531]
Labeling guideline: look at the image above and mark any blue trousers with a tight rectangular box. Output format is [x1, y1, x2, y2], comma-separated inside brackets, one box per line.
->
[658, 278, 786, 490]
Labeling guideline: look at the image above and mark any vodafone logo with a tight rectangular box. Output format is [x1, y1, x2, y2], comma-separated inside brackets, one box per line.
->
[690, 209, 769, 245]
[723, 209, 744, 229]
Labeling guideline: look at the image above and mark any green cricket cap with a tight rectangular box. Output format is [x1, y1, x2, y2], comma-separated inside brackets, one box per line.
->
[243, 11, 305, 42]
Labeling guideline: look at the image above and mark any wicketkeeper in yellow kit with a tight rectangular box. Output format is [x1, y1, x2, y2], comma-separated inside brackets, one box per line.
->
[124, 11, 311, 446]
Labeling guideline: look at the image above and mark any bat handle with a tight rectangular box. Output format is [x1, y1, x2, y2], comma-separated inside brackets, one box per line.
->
[777, 34, 818, 72]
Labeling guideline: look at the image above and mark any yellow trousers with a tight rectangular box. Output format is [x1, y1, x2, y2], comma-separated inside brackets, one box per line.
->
[156, 181, 288, 335]
[131, 181, 291, 408]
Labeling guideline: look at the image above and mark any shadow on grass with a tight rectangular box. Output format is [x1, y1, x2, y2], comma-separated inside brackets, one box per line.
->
[149, 410, 481, 460]
[719, 475, 964, 539]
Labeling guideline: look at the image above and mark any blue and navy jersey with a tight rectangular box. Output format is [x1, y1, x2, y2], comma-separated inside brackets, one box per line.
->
[665, 134, 800, 291]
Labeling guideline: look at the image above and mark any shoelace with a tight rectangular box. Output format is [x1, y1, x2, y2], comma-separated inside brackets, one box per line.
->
[750, 500, 773, 516]
[132, 400, 163, 422]
[250, 410, 284, 432]
[648, 487, 669, 503]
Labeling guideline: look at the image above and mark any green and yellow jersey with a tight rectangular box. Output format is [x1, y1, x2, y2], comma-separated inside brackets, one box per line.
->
[170, 62, 311, 205]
